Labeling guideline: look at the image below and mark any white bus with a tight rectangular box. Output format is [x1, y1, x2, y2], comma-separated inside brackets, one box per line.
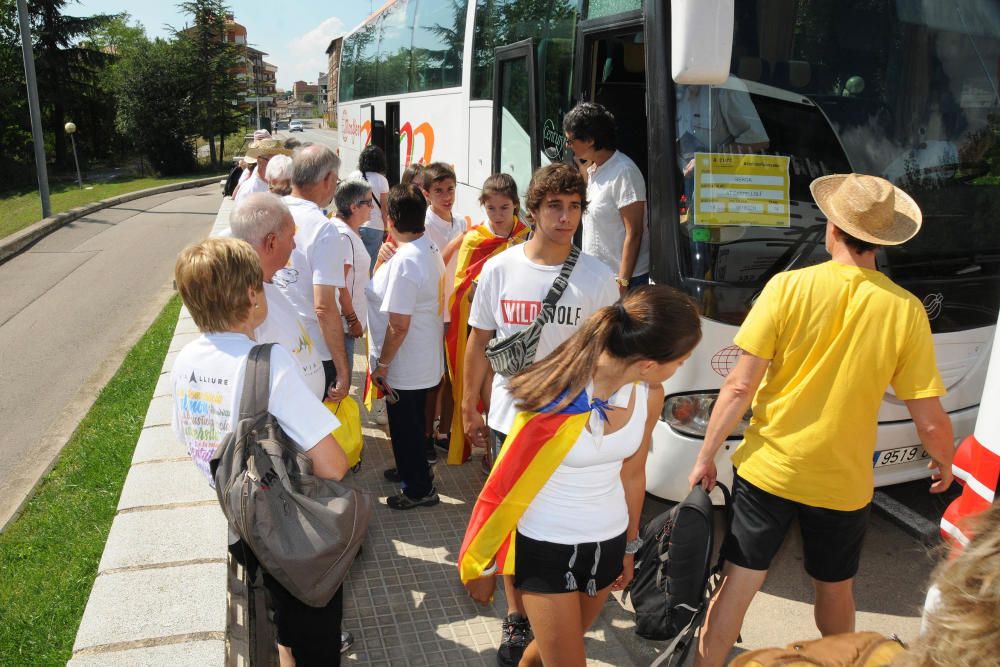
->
[337, 0, 1000, 501]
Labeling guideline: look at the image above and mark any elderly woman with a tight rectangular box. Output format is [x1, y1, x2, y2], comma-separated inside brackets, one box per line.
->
[171, 237, 351, 666]
[266, 154, 294, 197]
[331, 178, 373, 377]
[367, 184, 445, 509]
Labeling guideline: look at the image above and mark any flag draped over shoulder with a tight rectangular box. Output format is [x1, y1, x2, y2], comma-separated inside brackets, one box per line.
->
[445, 218, 529, 464]
[458, 389, 591, 583]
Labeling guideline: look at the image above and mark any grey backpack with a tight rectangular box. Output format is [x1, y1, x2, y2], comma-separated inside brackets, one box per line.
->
[210, 344, 372, 607]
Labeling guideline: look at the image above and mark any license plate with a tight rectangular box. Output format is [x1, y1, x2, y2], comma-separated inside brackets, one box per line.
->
[873, 445, 930, 468]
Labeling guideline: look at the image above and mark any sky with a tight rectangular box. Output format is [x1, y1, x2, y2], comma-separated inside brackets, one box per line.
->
[72, 0, 377, 90]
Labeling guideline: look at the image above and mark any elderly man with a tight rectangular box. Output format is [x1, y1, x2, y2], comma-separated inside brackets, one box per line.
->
[234, 138, 292, 202]
[228, 192, 326, 398]
[274, 144, 351, 402]
[688, 174, 954, 666]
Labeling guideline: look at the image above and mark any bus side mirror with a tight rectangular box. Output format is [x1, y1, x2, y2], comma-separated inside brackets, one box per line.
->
[671, 0, 734, 85]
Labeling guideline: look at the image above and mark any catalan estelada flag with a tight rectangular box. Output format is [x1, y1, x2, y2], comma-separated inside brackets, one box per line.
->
[458, 389, 591, 583]
[445, 218, 530, 464]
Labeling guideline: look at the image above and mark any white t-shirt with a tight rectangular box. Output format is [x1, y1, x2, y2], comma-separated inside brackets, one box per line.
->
[425, 208, 465, 323]
[366, 234, 445, 390]
[583, 150, 650, 277]
[274, 196, 348, 361]
[234, 168, 268, 202]
[333, 219, 371, 333]
[468, 245, 619, 433]
[350, 170, 389, 232]
[171, 333, 339, 486]
[519, 383, 648, 544]
[254, 283, 326, 399]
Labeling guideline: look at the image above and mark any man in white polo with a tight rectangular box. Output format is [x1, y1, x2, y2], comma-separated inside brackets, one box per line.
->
[688, 174, 955, 666]
[274, 145, 351, 402]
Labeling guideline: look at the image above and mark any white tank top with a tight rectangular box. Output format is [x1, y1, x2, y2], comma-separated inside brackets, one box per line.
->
[518, 382, 649, 544]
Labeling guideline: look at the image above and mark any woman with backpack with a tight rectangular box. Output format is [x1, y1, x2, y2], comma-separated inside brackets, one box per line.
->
[171, 237, 353, 665]
[459, 285, 702, 666]
[350, 144, 390, 272]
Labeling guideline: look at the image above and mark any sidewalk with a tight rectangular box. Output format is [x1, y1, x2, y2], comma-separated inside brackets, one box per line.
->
[341, 389, 643, 666]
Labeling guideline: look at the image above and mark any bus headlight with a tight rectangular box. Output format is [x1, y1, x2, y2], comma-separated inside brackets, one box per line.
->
[661, 393, 751, 439]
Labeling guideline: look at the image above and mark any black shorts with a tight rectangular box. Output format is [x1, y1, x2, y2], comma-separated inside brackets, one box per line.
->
[513, 530, 627, 596]
[721, 474, 870, 582]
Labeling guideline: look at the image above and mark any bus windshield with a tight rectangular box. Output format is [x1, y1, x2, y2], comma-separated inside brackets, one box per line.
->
[673, 0, 1000, 333]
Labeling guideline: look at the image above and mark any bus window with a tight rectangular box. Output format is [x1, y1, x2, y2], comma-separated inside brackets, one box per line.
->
[496, 56, 534, 197]
[673, 0, 1000, 333]
[411, 0, 468, 91]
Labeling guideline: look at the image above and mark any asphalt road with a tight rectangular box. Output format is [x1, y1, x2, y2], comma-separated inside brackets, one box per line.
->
[275, 120, 339, 153]
[0, 184, 220, 530]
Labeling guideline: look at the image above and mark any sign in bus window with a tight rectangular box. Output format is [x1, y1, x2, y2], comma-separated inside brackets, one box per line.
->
[692, 153, 791, 228]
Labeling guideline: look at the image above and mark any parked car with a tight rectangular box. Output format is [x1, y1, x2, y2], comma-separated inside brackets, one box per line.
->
[275, 120, 289, 130]
[289, 120, 304, 132]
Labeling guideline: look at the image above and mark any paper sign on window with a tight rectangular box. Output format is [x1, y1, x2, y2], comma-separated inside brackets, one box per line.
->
[693, 153, 790, 227]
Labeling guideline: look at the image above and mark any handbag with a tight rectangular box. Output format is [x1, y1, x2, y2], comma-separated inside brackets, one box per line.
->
[485, 246, 580, 376]
[210, 344, 373, 607]
[325, 395, 363, 469]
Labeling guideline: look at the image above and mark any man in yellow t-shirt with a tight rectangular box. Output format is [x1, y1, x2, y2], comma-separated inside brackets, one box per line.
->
[687, 174, 956, 667]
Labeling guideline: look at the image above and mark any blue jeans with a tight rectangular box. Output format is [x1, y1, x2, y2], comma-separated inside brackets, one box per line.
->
[628, 273, 650, 290]
[358, 227, 383, 274]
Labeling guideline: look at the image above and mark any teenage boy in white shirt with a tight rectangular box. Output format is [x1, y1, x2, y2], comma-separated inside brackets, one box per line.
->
[463, 162, 619, 667]
[274, 145, 352, 403]
[420, 162, 466, 462]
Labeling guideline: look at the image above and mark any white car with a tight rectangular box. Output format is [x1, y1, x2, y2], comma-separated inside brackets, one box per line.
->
[289, 120, 304, 132]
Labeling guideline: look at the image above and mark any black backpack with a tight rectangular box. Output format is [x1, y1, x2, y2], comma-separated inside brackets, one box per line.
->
[625, 483, 732, 666]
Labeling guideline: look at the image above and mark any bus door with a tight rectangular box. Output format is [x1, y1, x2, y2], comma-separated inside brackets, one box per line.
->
[385, 102, 401, 186]
[573, 14, 648, 183]
[492, 39, 540, 197]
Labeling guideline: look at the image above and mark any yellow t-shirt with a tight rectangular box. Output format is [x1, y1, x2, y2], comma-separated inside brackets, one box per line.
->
[731, 261, 945, 511]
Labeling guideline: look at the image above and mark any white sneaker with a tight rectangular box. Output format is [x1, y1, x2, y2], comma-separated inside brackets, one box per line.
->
[373, 399, 388, 425]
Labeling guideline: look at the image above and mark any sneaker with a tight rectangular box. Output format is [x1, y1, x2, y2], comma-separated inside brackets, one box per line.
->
[497, 613, 532, 667]
[341, 630, 354, 654]
[372, 399, 388, 425]
[386, 488, 440, 510]
[383, 467, 434, 484]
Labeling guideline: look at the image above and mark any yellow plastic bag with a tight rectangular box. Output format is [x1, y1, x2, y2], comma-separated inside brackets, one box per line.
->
[324, 396, 363, 468]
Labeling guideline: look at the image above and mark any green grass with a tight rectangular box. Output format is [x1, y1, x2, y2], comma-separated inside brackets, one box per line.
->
[0, 175, 217, 241]
[0, 296, 182, 666]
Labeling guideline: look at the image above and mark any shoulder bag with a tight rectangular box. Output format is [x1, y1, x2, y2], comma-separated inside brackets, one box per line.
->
[484, 246, 580, 376]
[210, 344, 373, 607]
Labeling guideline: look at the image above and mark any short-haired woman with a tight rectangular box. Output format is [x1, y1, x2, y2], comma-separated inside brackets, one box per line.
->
[460, 286, 702, 666]
[331, 178, 374, 376]
[171, 237, 351, 666]
[266, 153, 294, 196]
[563, 101, 650, 293]
[351, 144, 390, 271]
[366, 184, 446, 509]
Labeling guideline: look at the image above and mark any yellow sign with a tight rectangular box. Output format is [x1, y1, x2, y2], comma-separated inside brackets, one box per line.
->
[692, 153, 790, 227]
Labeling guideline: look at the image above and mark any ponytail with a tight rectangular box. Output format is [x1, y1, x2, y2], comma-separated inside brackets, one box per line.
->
[507, 285, 701, 412]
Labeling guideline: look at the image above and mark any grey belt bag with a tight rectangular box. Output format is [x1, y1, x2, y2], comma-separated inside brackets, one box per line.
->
[485, 246, 580, 377]
[210, 344, 373, 607]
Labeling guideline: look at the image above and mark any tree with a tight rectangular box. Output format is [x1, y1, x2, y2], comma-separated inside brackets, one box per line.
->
[112, 36, 197, 174]
[174, 0, 243, 168]
[28, 0, 120, 168]
[303, 92, 315, 103]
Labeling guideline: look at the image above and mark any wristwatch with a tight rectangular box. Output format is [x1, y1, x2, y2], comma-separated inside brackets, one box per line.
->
[615, 277, 629, 288]
[624, 537, 644, 555]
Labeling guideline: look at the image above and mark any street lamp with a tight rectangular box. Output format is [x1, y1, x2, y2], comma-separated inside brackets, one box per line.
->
[64, 121, 82, 188]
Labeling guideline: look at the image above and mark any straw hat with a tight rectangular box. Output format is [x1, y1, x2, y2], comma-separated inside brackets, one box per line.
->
[246, 138, 292, 159]
[253, 129, 272, 141]
[810, 173, 922, 246]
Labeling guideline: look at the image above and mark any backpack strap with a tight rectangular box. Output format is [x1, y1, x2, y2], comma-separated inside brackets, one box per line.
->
[238, 343, 275, 421]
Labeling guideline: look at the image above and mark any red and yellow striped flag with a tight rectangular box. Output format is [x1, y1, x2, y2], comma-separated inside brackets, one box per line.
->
[445, 218, 529, 464]
[362, 332, 383, 410]
[458, 390, 590, 583]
